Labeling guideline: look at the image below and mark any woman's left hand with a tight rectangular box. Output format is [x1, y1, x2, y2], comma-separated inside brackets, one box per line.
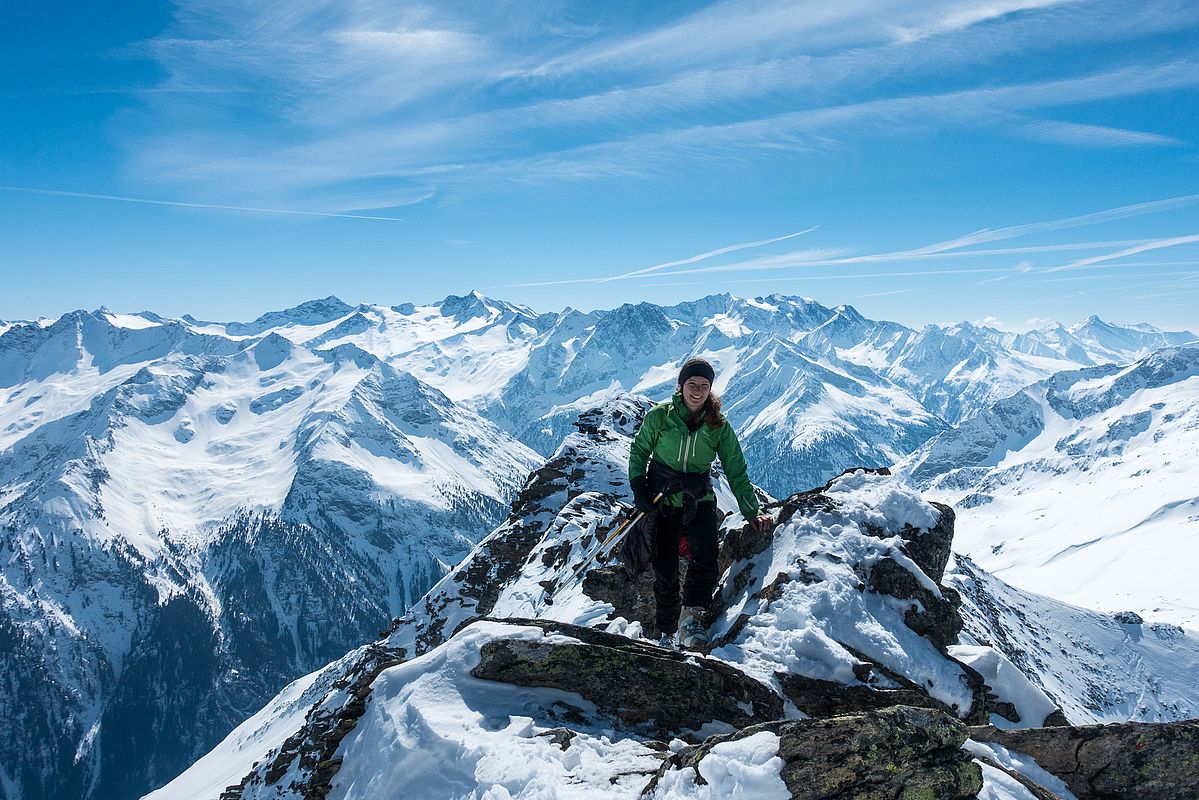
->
[752, 514, 773, 532]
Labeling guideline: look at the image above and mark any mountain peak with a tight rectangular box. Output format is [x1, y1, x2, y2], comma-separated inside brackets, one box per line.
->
[248, 332, 295, 371]
[439, 290, 499, 322]
[1070, 314, 1109, 333]
[225, 296, 354, 335]
[832, 304, 867, 324]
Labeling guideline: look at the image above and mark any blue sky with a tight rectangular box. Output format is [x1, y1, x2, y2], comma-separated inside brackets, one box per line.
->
[2, 0, 1198, 330]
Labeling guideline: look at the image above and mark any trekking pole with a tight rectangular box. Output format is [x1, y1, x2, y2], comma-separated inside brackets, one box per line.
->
[543, 492, 663, 604]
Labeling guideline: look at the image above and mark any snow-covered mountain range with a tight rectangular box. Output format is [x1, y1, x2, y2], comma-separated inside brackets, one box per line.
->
[0, 292, 1195, 800]
[0, 308, 539, 800]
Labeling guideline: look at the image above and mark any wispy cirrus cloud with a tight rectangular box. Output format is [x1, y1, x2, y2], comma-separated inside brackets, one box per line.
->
[122, 0, 1199, 211]
[0, 185, 410, 220]
[523, 0, 1080, 79]
[1019, 119, 1184, 147]
[507, 193, 1199, 292]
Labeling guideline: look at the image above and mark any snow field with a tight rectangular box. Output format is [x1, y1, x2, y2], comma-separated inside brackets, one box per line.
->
[941, 372, 1199, 627]
[329, 622, 663, 800]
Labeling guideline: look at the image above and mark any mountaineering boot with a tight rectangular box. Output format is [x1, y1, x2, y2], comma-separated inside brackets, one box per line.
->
[656, 633, 677, 649]
[677, 605, 709, 650]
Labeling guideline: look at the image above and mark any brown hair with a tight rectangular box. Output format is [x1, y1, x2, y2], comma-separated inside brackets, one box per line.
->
[683, 392, 724, 428]
[702, 393, 725, 428]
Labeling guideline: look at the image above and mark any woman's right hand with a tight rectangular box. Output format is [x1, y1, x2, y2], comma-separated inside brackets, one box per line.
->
[630, 475, 656, 513]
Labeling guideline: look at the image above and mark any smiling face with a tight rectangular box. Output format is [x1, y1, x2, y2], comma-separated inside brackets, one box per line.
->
[681, 376, 711, 413]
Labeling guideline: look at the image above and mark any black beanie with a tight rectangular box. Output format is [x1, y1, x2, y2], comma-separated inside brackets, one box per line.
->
[678, 357, 715, 386]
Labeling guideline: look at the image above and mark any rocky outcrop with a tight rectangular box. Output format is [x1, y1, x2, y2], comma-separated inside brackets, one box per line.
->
[777, 672, 950, 719]
[470, 618, 782, 740]
[645, 705, 982, 799]
[969, 720, 1199, 800]
[582, 564, 660, 636]
[148, 397, 1196, 800]
[383, 396, 653, 655]
[867, 556, 963, 649]
[217, 642, 406, 800]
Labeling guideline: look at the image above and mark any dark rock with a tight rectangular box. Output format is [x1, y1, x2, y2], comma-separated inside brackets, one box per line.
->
[1044, 709, 1072, 727]
[903, 501, 955, 584]
[866, 557, 963, 649]
[777, 672, 949, 719]
[469, 618, 782, 740]
[1112, 611, 1144, 626]
[644, 705, 982, 799]
[535, 728, 578, 751]
[969, 719, 1199, 800]
[987, 695, 1022, 725]
[582, 564, 660, 636]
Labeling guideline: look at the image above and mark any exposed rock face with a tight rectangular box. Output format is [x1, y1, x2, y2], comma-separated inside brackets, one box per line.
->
[645, 705, 982, 799]
[470, 618, 782, 740]
[218, 642, 406, 800]
[777, 672, 949, 719]
[970, 720, 1199, 800]
[711, 468, 992, 724]
[867, 556, 963, 649]
[148, 401, 1199, 800]
[582, 564, 660, 636]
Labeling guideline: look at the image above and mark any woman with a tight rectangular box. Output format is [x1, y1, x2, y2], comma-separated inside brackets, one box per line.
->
[628, 357, 773, 649]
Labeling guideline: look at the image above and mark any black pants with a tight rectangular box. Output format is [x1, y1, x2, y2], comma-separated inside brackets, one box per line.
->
[652, 500, 718, 634]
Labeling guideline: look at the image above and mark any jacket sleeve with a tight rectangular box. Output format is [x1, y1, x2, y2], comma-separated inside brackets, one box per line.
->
[716, 422, 761, 519]
[628, 407, 663, 482]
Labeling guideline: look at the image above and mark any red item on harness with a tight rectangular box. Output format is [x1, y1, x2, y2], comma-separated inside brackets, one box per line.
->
[678, 535, 692, 560]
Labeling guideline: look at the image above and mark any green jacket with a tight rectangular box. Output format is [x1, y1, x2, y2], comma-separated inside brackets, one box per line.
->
[629, 392, 761, 520]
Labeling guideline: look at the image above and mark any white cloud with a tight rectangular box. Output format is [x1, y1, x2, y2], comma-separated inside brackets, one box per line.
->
[856, 288, 916, 298]
[891, 0, 1077, 42]
[125, 1, 1199, 210]
[1019, 119, 1183, 147]
[0, 185, 409, 220]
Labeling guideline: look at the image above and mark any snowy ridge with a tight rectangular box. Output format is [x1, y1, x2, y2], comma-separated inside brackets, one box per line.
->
[152, 396, 1198, 800]
[897, 346, 1199, 627]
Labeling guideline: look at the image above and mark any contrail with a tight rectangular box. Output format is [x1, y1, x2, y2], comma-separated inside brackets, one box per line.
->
[902, 193, 1199, 256]
[497, 226, 821, 287]
[0, 185, 405, 221]
[608, 226, 819, 281]
[1046, 233, 1199, 272]
[623, 194, 1199, 280]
